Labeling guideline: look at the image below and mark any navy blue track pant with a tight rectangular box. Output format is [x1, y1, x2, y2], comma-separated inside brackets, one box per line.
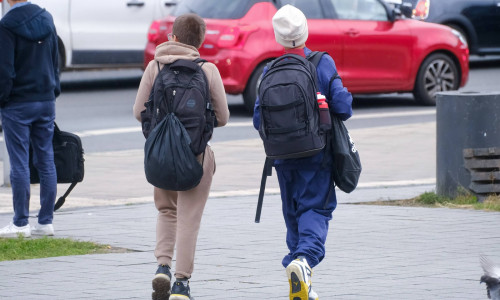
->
[276, 166, 337, 269]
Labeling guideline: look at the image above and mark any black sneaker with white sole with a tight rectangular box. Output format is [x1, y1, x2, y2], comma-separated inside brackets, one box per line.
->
[152, 265, 171, 300]
[170, 279, 193, 300]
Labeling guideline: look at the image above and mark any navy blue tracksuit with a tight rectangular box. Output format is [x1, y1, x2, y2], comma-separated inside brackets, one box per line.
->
[253, 47, 353, 268]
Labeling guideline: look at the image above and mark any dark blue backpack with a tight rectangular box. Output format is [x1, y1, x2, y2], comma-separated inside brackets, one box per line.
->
[257, 53, 325, 159]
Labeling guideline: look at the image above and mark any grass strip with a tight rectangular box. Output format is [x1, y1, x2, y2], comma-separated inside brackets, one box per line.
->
[0, 236, 111, 262]
[362, 191, 500, 212]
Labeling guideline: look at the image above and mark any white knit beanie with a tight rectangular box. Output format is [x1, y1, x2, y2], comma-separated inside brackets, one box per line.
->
[272, 5, 308, 48]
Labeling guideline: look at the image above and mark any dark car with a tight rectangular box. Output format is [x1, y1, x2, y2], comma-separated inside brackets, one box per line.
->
[397, 0, 500, 55]
[146, 0, 469, 110]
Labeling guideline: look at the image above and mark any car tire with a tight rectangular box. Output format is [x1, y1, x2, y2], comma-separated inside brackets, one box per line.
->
[413, 53, 459, 106]
[243, 63, 266, 113]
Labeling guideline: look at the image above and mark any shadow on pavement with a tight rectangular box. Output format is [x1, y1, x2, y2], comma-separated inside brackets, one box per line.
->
[469, 56, 500, 69]
[353, 94, 418, 109]
[61, 77, 141, 91]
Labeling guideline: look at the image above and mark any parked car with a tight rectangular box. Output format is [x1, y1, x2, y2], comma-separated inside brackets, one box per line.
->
[145, 0, 469, 111]
[395, 0, 500, 56]
[1, 0, 176, 70]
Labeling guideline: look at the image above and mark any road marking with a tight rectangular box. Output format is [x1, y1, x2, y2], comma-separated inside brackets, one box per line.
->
[209, 178, 436, 198]
[75, 127, 141, 137]
[357, 178, 435, 188]
[353, 110, 435, 120]
[74, 121, 252, 137]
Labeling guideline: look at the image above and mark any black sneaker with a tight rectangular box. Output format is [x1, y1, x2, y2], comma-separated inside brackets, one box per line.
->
[170, 279, 193, 300]
[152, 265, 171, 300]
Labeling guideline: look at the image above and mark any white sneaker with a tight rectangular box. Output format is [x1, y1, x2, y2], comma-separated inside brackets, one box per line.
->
[0, 222, 31, 238]
[31, 223, 54, 236]
[286, 257, 318, 300]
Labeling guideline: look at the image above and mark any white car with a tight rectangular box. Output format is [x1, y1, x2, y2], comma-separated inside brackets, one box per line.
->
[1, 0, 176, 69]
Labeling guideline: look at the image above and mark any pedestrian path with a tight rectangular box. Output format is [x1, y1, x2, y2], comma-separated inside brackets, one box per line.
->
[0, 185, 498, 300]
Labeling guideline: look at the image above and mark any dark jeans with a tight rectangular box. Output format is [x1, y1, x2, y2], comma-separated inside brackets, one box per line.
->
[276, 166, 337, 269]
[1, 101, 56, 227]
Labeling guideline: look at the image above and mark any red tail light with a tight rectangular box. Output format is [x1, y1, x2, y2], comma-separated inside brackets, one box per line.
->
[148, 20, 161, 43]
[413, 0, 430, 20]
[217, 25, 258, 49]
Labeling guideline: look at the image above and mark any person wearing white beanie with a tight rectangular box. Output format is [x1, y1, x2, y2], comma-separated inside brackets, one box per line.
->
[272, 4, 309, 48]
[253, 4, 354, 300]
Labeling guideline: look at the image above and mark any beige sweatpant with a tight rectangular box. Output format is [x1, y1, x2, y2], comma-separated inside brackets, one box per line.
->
[153, 145, 215, 279]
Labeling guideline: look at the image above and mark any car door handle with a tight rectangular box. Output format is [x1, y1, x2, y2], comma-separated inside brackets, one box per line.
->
[127, 1, 145, 7]
[344, 29, 360, 37]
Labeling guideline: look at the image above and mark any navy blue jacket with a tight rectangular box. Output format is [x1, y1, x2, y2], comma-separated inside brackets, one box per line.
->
[0, 3, 60, 107]
[253, 47, 353, 169]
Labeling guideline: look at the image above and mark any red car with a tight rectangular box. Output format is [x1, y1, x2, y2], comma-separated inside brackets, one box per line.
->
[145, 0, 469, 111]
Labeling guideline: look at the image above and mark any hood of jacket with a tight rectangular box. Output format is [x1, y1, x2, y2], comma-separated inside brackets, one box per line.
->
[0, 4, 55, 41]
[154, 41, 200, 65]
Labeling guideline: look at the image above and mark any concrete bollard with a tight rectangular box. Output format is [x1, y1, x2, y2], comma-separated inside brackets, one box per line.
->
[436, 91, 500, 198]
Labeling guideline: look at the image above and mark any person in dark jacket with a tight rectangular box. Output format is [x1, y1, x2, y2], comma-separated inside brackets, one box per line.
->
[253, 5, 353, 300]
[0, 0, 60, 237]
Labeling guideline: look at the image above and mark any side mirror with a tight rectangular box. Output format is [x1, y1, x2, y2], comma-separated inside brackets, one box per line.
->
[379, 0, 396, 22]
[400, 3, 413, 18]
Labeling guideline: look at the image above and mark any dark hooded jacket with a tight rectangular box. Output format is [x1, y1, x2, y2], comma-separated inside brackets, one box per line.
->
[0, 3, 60, 106]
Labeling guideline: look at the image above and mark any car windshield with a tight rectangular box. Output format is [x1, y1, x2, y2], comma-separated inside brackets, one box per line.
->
[173, 0, 260, 19]
[279, 0, 325, 19]
[330, 0, 388, 21]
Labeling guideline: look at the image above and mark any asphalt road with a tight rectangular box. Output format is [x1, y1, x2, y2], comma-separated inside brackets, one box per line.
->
[0, 55, 498, 210]
[55, 55, 500, 154]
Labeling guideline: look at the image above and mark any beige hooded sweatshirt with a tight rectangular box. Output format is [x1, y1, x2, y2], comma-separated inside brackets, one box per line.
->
[134, 41, 229, 278]
[133, 41, 229, 127]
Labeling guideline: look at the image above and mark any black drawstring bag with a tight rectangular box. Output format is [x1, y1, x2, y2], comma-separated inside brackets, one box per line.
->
[144, 113, 203, 191]
[330, 115, 361, 193]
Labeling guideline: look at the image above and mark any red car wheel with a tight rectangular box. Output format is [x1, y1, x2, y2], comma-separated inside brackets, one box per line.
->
[414, 53, 459, 106]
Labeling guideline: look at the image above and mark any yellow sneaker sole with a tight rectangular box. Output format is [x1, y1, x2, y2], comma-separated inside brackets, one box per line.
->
[287, 263, 309, 300]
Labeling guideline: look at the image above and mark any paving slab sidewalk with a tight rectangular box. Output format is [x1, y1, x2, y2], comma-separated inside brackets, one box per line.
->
[1, 108, 498, 299]
[1, 185, 499, 300]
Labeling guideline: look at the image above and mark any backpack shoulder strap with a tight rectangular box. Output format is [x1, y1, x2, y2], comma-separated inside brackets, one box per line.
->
[191, 58, 212, 108]
[193, 58, 207, 64]
[307, 51, 343, 100]
[306, 51, 327, 68]
[269, 53, 310, 69]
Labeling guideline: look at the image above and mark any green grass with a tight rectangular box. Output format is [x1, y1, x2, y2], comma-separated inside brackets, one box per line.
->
[363, 191, 500, 212]
[0, 236, 112, 262]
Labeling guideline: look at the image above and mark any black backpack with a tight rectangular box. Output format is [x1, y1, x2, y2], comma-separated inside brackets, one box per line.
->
[141, 59, 215, 190]
[257, 53, 325, 159]
[141, 59, 215, 155]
